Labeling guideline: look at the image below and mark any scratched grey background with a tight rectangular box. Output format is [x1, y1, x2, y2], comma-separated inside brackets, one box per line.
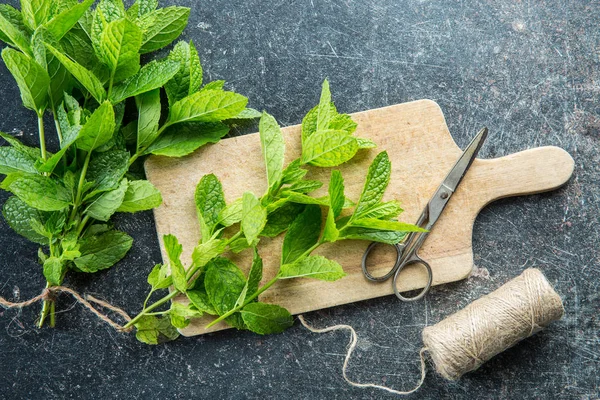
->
[0, 0, 598, 398]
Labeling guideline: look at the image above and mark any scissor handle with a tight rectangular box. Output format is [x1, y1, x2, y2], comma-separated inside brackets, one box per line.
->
[392, 254, 433, 302]
[361, 242, 402, 282]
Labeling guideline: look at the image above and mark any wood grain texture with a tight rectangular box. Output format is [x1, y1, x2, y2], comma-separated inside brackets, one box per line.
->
[144, 99, 574, 336]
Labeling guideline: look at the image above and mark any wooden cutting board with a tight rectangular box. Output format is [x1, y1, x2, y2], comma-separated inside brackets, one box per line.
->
[144, 99, 574, 336]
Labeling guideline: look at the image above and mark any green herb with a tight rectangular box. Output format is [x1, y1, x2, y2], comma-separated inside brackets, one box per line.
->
[126, 81, 425, 342]
[0, 0, 256, 328]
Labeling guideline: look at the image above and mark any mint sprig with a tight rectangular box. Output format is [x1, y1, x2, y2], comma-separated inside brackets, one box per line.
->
[0, 0, 256, 328]
[126, 80, 425, 343]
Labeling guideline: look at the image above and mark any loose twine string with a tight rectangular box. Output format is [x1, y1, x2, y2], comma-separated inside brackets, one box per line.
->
[298, 315, 428, 395]
[0, 286, 133, 332]
[299, 268, 564, 395]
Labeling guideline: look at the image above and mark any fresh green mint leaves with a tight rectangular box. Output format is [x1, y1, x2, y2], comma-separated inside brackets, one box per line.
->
[0, 0, 255, 328]
[127, 80, 422, 341]
[300, 79, 375, 167]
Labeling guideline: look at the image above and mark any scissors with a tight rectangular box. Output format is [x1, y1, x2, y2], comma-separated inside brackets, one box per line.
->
[361, 127, 488, 302]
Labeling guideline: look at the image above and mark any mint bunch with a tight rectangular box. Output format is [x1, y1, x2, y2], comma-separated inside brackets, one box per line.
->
[127, 80, 424, 344]
[0, 0, 256, 327]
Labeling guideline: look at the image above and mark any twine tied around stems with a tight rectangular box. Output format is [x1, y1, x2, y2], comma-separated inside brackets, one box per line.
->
[0, 286, 133, 332]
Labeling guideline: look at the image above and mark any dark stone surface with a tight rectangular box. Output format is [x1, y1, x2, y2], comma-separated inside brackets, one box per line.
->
[0, 0, 598, 398]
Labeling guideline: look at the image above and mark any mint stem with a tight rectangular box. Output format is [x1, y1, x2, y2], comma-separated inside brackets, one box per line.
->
[69, 151, 91, 223]
[123, 290, 179, 329]
[37, 114, 47, 161]
[51, 106, 63, 144]
[129, 123, 170, 167]
[38, 281, 52, 328]
[49, 301, 56, 327]
[77, 215, 90, 237]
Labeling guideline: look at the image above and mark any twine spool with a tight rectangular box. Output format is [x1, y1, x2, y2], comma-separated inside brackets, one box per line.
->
[423, 268, 564, 380]
[300, 268, 564, 394]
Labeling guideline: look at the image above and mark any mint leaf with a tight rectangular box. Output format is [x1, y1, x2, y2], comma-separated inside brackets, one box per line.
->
[329, 113, 358, 135]
[132, 0, 158, 16]
[216, 197, 242, 227]
[328, 170, 345, 218]
[204, 257, 246, 316]
[281, 204, 321, 265]
[45, 0, 95, 41]
[73, 230, 133, 272]
[84, 178, 127, 221]
[288, 180, 322, 194]
[143, 121, 229, 157]
[45, 42, 106, 103]
[31, 27, 70, 114]
[201, 80, 225, 91]
[322, 210, 338, 243]
[241, 192, 267, 245]
[76, 101, 115, 151]
[0, 132, 40, 159]
[134, 316, 159, 344]
[163, 234, 187, 292]
[85, 148, 129, 195]
[228, 236, 255, 254]
[259, 112, 285, 190]
[169, 302, 202, 329]
[0, 5, 32, 55]
[134, 315, 179, 344]
[99, 17, 142, 81]
[109, 58, 180, 104]
[339, 226, 406, 245]
[187, 288, 217, 315]
[190, 238, 226, 271]
[2, 196, 49, 244]
[322, 170, 344, 243]
[316, 79, 331, 133]
[147, 263, 172, 289]
[43, 257, 65, 286]
[356, 137, 376, 149]
[0, 146, 37, 174]
[135, 88, 161, 151]
[301, 103, 334, 142]
[350, 218, 426, 232]
[95, 0, 125, 23]
[283, 191, 329, 206]
[355, 201, 402, 220]
[116, 180, 162, 213]
[195, 173, 226, 241]
[138, 6, 189, 53]
[9, 174, 71, 211]
[281, 159, 307, 184]
[20, 0, 51, 30]
[301, 129, 358, 167]
[246, 248, 263, 302]
[240, 302, 293, 335]
[167, 89, 248, 125]
[261, 202, 305, 238]
[226, 107, 262, 122]
[2, 48, 49, 113]
[165, 40, 202, 105]
[235, 248, 263, 308]
[354, 151, 391, 216]
[60, 22, 97, 69]
[280, 255, 345, 281]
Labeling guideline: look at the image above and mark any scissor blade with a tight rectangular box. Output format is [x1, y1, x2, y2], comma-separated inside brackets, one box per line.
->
[442, 127, 488, 192]
[423, 127, 488, 229]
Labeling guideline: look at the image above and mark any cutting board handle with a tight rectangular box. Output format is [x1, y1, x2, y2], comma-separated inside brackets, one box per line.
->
[476, 146, 574, 206]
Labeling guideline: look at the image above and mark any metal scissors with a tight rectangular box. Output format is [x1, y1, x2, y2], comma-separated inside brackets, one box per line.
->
[361, 128, 488, 301]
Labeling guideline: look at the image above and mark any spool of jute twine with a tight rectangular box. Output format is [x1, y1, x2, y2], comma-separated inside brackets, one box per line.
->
[300, 268, 564, 394]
